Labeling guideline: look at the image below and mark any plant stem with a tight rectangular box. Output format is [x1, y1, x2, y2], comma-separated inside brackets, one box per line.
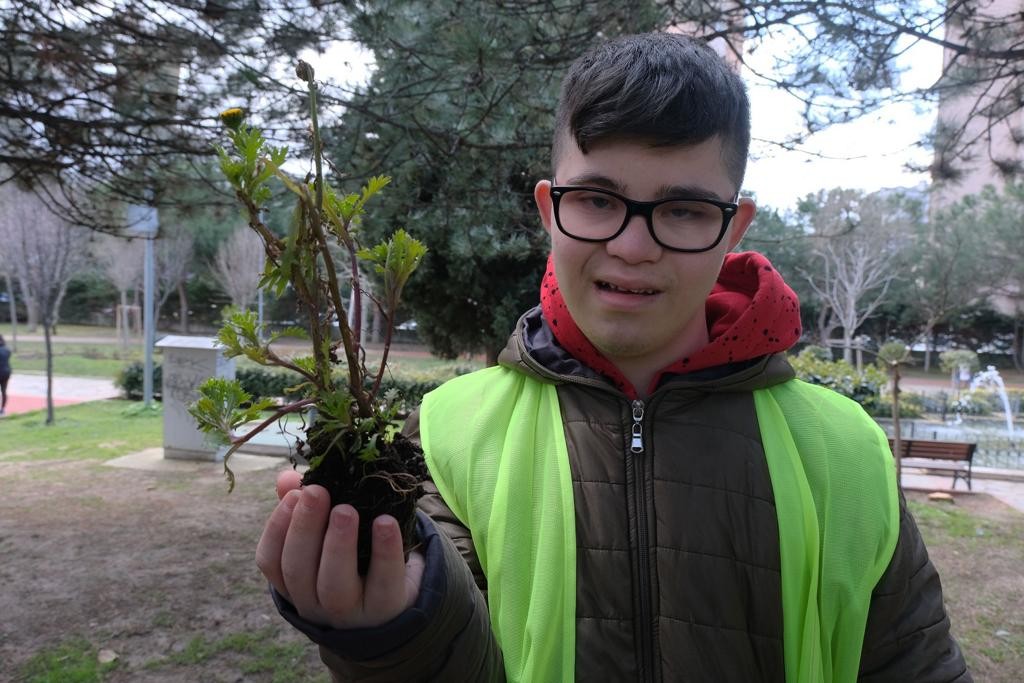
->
[350, 246, 362, 347]
[263, 347, 319, 384]
[371, 309, 394, 400]
[305, 73, 371, 419]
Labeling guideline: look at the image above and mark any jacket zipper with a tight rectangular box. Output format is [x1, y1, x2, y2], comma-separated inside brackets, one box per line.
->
[630, 400, 645, 453]
[517, 332, 661, 677]
[629, 398, 657, 682]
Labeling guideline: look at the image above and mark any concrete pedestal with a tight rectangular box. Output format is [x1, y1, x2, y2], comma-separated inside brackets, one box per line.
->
[155, 335, 235, 461]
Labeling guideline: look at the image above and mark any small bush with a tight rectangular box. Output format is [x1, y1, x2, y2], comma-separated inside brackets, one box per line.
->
[236, 367, 303, 399]
[117, 360, 475, 415]
[116, 362, 162, 401]
[938, 349, 980, 376]
[866, 392, 925, 418]
[789, 348, 886, 410]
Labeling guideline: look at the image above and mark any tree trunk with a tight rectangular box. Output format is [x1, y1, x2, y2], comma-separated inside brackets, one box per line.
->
[44, 321, 54, 425]
[23, 278, 38, 332]
[4, 272, 17, 352]
[842, 331, 853, 364]
[119, 289, 129, 349]
[922, 321, 934, 373]
[177, 281, 189, 333]
[891, 362, 902, 490]
[1013, 318, 1024, 372]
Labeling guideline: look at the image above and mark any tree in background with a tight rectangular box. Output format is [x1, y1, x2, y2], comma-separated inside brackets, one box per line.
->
[966, 182, 1024, 369]
[6, 1, 1022, 357]
[0, 179, 90, 423]
[1, 1, 346, 228]
[154, 222, 196, 333]
[91, 231, 145, 347]
[332, 1, 667, 362]
[798, 188, 916, 362]
[904, 196, 994, 371]
[213, 226, 264, 310]
[740, 205, 817, 334]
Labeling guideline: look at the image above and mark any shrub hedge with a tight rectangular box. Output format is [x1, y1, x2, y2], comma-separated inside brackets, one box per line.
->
[116, 362, 474, 417]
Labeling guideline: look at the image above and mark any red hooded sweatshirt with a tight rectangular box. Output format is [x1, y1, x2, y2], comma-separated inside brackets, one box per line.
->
[540, 251, 802, 399]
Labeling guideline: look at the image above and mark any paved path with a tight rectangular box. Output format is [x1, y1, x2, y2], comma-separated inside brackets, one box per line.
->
[1, 373, 120, 416]
[903, 470, 1024, 514]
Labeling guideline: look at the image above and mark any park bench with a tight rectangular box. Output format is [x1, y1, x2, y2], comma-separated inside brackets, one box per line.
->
[888, 438, 977, 490]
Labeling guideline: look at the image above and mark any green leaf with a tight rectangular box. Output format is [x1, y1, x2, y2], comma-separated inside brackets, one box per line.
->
[358, 433, 380, 462]
[357, 229, 427, 308]
[188, 377, 275, 438]
[268, 326, 309, 343]
[216, 309, 264, 361]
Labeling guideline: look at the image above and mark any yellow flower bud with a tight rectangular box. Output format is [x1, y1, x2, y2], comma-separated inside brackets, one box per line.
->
[219, 107, 245, 130]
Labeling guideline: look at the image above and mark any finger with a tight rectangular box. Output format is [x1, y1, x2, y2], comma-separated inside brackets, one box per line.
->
[255, 489, 301, 601]
[276, 469, 303, 500]
[280, 485, 331, 616]
[404, 549, 425, 609]
[362, 515, 410, 622]
[316, 504, 363, 626]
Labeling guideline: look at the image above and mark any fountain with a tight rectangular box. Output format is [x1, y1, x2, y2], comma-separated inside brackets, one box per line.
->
[968, 366, 1017, 439]
[878, 365, 1022, 471]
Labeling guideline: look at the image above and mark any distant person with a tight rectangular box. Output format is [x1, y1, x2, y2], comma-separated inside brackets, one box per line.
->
[0, 334, 10, 416]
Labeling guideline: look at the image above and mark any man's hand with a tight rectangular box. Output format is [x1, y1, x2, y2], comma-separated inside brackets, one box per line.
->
[256, 469, 425, 629]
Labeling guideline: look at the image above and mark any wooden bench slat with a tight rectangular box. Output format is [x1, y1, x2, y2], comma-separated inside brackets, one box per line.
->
[887, 438, 976, 490]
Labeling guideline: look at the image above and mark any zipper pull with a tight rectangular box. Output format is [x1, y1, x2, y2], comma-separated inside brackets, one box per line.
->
[630, 399, 645, 454]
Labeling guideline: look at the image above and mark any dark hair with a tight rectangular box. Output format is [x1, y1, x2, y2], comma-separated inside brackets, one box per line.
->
[552, 32, 751, 192]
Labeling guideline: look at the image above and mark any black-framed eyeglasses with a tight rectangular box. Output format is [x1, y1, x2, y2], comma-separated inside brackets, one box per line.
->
[549, 184, 739, 253]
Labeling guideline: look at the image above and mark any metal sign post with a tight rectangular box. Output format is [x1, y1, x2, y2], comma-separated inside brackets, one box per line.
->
[126, 203, 159, 408]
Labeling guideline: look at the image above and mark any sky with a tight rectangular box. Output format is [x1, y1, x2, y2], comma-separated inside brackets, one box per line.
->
[306, 32, 945, 214]
[742, 38, 943, 211]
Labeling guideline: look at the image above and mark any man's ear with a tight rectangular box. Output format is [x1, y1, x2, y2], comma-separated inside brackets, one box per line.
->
[726, 197, 756, 251]
[534, 180, 554, 236]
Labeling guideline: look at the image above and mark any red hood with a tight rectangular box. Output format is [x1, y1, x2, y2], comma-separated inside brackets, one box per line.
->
[540, 251, 801, 398]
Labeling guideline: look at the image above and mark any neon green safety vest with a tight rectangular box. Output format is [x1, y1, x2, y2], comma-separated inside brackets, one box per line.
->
[420, 366, 899, 683]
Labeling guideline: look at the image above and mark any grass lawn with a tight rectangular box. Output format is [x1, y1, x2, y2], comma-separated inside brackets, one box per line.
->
[5, 329, 481, 382]
[2, 322, 123, 339]
[9, 341, 143, 378]
[0, 400, 162, 462]
[908, 492, 1024, 681]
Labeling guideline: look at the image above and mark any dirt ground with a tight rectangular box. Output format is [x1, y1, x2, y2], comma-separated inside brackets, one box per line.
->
[905, 490, 1024, 681]
[0, 456, 328, 682]
[2, 455, 1022, 682]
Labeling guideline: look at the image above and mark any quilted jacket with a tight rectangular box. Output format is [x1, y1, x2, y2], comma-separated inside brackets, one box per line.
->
[274, 253, 970, 682]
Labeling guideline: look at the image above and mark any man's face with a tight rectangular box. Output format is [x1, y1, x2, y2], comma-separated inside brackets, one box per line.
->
[534, 137, 756, 374]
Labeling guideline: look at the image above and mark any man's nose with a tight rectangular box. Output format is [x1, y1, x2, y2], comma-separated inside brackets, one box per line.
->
[605, 213, 661, 263]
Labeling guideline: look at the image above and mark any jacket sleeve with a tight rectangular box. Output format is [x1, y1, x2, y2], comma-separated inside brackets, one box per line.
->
[858, 491, 972, 682]
[272, 408, 505, 682]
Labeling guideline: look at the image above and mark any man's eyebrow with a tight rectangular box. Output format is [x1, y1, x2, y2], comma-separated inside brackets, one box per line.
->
[560, 174, 730, 202]
[656, 184, 730, 202]
[561, 173, 625, 192]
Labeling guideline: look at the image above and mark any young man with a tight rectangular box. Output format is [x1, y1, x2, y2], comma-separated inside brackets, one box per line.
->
[257, 33, 970, 681]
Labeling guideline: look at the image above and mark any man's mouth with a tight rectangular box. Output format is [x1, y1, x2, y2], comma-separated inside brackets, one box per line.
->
[596, 280, 660, 296]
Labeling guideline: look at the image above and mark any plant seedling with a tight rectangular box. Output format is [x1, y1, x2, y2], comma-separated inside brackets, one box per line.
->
[189, 61, 428, 574]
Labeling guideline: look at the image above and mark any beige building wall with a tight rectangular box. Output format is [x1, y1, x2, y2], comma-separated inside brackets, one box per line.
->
[931, 0, 1024, 213]
[931, 0, 1023, 317]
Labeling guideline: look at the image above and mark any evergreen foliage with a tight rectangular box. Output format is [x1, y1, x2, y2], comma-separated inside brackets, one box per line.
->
[330, 1, 668, 360]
